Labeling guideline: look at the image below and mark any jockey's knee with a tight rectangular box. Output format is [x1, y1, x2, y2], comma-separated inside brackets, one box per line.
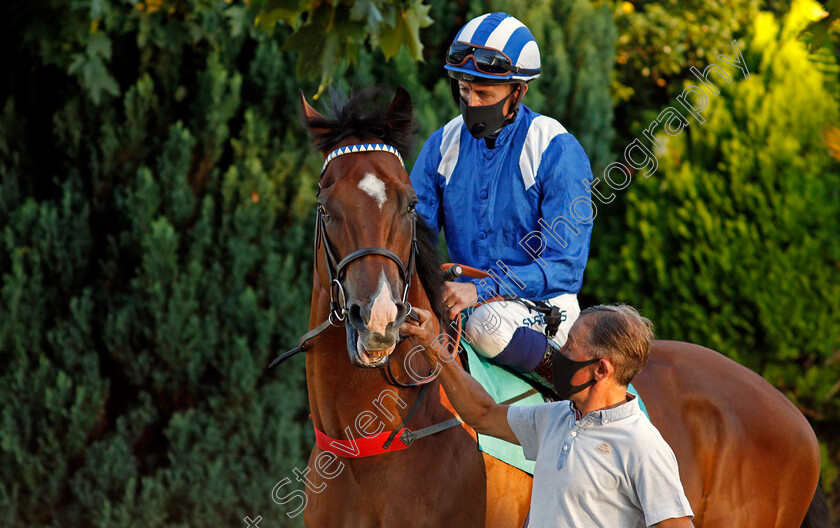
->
[465, 294, 581, 360]
[464, 302, 517, 358]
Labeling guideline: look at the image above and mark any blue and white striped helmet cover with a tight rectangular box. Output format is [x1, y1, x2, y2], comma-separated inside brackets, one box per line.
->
[445, 12, 541, 82]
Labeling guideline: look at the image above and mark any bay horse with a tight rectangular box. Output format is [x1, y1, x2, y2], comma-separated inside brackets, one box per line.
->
[283, 87, 826, 527]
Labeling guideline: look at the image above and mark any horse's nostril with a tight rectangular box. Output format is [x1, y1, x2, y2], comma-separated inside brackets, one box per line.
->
[393, 301, 409, 322]
[348, 303, 368, 328]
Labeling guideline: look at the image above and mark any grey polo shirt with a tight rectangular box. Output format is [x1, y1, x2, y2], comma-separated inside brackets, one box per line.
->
[507, 395, 693, 527]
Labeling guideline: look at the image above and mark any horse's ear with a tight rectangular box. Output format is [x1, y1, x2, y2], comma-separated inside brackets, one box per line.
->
[299, 90, 331, 145]
[386, 86, 413, 130]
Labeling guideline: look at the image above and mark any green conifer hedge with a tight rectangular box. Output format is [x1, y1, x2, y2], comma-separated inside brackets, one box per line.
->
[1, 1, 318, 525]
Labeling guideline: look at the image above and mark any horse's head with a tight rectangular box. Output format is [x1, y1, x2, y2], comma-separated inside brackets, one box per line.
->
[301, 88, 420, 369]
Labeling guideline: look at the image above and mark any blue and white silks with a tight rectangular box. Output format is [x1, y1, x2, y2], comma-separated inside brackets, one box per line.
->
[410, 105, 595, 302]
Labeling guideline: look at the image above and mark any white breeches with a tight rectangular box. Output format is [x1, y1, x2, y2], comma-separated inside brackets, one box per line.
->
[464, 293, 580, 359]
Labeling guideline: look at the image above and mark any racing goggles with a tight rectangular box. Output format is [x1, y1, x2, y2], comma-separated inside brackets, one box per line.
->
[446, 42, 540, 76]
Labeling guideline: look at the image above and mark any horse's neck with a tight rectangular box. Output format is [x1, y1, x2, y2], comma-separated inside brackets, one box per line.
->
[306, 282, 443, 439]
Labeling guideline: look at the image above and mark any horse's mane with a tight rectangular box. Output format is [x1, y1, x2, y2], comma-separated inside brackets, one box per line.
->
[302, 87, 416, 159]
[414, 215, 447, 322]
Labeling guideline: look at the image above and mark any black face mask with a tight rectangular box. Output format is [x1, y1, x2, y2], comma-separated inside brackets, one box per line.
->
[551, 354, 601, 401]
[459, 88, 517, 140]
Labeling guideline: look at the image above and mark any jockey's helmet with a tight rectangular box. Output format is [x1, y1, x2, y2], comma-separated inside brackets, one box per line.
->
[444, 12, 541, 85]
[445, 13, 541, 139]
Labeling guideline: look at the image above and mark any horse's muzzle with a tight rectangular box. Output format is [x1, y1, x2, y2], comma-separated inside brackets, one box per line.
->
[345, 301, 410, 368]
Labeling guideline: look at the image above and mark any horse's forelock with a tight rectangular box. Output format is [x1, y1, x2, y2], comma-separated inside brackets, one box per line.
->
[304, 87, 416, 160]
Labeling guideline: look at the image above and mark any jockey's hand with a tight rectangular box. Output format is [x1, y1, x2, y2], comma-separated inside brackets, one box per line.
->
[399, 307, 436, 356]
[443, 281, 478, 321]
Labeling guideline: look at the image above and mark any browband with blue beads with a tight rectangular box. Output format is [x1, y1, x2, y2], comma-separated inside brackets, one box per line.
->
[321, 143, 405, 176]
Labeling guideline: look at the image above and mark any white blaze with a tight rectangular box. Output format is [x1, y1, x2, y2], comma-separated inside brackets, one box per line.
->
[368, 272, 397, 336]
[358, 173, 387, 210]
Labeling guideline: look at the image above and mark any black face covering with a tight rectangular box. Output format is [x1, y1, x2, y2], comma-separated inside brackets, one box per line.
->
[551, 354, 601, 401]
[459, 87, 517, 140]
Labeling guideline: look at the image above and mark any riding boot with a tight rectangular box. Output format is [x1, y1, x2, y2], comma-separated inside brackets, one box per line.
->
[531, 337, 559, 385]
[520, 337, 561, 399]
[490, 327, 560, 399]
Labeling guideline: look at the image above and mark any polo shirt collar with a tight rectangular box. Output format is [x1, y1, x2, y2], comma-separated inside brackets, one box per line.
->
[570, 393, 641, 425]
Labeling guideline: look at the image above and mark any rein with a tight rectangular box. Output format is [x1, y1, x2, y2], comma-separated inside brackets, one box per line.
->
[441, 263, 568, 339]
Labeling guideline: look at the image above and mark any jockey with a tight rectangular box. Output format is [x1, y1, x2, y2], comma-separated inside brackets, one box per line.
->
[409, 12, 595, 385]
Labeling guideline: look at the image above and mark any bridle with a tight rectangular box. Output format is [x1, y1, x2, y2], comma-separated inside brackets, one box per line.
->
[268, 142, 420, 373]
[314, 144, 416, 326]
[317, 215, 416, 324]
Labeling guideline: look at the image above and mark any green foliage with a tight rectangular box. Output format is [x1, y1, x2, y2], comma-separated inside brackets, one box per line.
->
[587, 0, 840, 422]
[800, 0, 840, 52]
[255, 0, 433, 98]
[3, 0, 840, 522]
[607, 0, 762, 146]
[612, 0, 761, 86]
[1, 1, 315, 526]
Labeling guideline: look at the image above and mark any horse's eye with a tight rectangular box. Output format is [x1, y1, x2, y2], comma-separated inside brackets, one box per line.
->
[408, 200, 418, 213]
